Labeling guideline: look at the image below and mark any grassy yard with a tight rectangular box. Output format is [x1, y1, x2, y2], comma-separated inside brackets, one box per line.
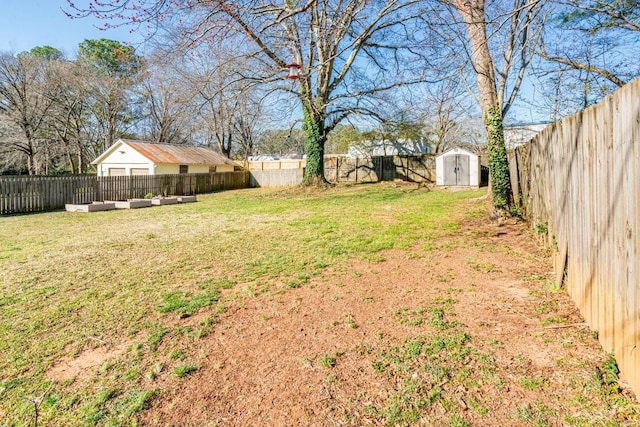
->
[0, 183, 638, 426]
[0, 184, 472, 425]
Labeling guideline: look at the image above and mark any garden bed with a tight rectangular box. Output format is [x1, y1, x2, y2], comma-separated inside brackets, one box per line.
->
[106, 199, 153, 209]
[177, 195, 197, 203]
[151, 196, 179, 206]
[65, 202, 116, 212]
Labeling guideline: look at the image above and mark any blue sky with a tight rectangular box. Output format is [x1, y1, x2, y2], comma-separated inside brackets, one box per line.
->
[0, 0, 144, 55]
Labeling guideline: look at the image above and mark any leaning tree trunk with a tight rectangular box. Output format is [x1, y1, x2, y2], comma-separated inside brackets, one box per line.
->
[455, 0, 513, 216]
[301, 104, 327, 186]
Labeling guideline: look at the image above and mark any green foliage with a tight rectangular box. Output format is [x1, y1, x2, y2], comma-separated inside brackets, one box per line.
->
[77, 38, 140, 76]
[28, 46, 64, 61]
[600, 354, 621, 395]
[173, 364, 199, 378]
[301, 103, 326, 185]
[535, 222, 548, 235]
[485, 106, 513, 213]
[326, 124, 362, 154]
[319, 355, 337, 369]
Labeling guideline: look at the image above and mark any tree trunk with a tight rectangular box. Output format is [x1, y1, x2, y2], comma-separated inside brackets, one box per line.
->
[455, 0, 513, 215]
[302, 105, 327, 186]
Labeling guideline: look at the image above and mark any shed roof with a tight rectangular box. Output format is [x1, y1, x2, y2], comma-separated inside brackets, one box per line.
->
[92, 139, 236, 166]
[436, 147, 478, 159]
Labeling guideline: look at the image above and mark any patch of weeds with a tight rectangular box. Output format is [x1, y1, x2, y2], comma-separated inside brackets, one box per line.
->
[427, 298, 459, 331]
[145, 362, 164, 381]
[382, 379, 439, 425]
[173, 364, 199, 378]
[487, 338, 501, 347]
[356, 343, 372, 355]
[215, 278, 236, 290]
[169, 349, 186, 361]
[542, 316, 566, 326]
[372, 360, 387, 374]
[124, 368, 140, 381]
[382, 396, 421, 426]
[147, 325, 169, 350]
[546, 281, 561, 293]
[467, 397, 489, 416]
[194, 314, 218, 338]
[344, 314, 359, 329]
[404, 339, 423, 357]
[535, 300, 558, 314]
[297, 272, 311, 283]
[467, 260, 499, 273]
[449, 414, 470, 427]
[599, 354, 622, 397]
[176, 325, 194, 336]
[535, 222, 549, 235]
[117, 388, 159, 418]
[516, 402, 554, 426]
[435, 272, 456, 283]
[313, 260, 328, 269]
[156, 289, 219, 317]
[394, 306, 426, 327]
[287, 280, 302, 289]
[318, 355, 337, 369]
[518, 376, 547, 390]
[424, 364, 450, 383]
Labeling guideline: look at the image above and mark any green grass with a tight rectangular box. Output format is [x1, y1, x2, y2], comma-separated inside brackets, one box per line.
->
[318, 355, 337, 369]
[0, 184, 524, 425]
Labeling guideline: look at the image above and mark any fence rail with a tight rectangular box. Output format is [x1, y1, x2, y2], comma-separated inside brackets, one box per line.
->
[510, 77, 640, 397]
[0, 171, 250, 215]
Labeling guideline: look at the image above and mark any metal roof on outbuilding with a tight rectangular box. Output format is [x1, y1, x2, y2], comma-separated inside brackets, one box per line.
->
[92, 139, 236, 166]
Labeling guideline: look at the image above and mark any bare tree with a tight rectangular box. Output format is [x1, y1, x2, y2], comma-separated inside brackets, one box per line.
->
[176, 45, 267, 159]
[0, 52, 57, 174]
[46, 58, 94, 173]
[533, 0, 640, 117]
[415, 79, 479, 154]
[66, 1, 431, 185]
[439, 0, 545, 214]
[137, 51, 195, 143]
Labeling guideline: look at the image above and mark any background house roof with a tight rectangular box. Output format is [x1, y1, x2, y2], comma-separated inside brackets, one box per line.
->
[109, 140, 236, 166]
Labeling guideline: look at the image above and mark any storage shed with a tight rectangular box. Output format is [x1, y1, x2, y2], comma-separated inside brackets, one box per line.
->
[435, 147, 481, 187]
[92, 139, 237, 177]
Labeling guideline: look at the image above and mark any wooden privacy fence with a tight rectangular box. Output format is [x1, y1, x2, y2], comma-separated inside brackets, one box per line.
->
[509, 77, 640, 397]
[0, 171, 250, 215]
[246, 155, 437, 187]
[325, 155, 436, 184]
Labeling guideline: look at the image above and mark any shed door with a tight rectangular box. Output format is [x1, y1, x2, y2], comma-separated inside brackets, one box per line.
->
[444, 154, 470, 186]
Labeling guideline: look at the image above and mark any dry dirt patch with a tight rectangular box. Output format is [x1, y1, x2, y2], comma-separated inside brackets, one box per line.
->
[133, 208, 637, 426]
[47, 340, 133, 382]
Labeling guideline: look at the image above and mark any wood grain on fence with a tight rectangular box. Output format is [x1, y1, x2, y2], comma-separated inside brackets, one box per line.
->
[0, 171, 249, 215]
[511, 78, 640, 397]
[324, 154, 436, 184]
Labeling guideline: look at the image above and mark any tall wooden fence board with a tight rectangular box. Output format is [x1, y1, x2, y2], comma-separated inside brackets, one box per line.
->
[0, 171, 249, 215]
[511, 77, 640, 397]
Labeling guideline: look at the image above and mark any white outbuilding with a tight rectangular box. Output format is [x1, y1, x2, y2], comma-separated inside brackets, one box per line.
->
[435, 147, 481, 187]
[92, 139, 237, 177]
